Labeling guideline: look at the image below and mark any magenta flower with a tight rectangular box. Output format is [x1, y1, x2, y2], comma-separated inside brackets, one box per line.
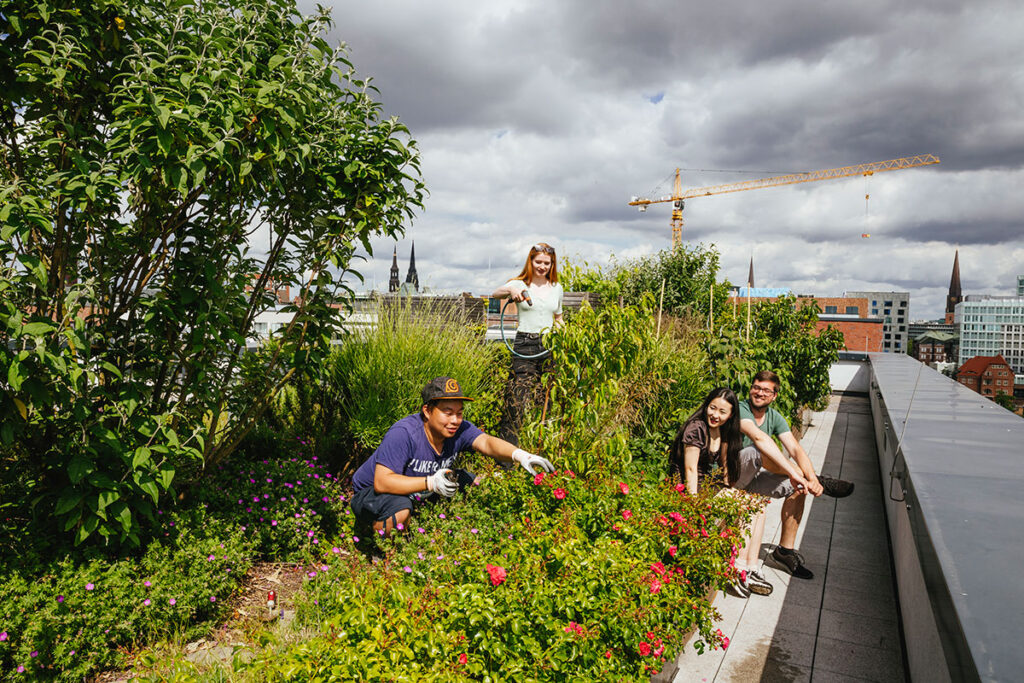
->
[169, 598, 177, 605]
[207, 554, 215, 561]
[553, 488, 567, 500]
[0, 632, 7, 641]
[144, 580, 151, 587]
[621, 509, 633, 521]
[57, 595, 64, 603]
[30, 651, 37, 658]
[85, 583, 95, 590]
[143, 598, 151, 606]
[271, 520, 278, 526]
[403, 566, 412, 573]
[210, 596, 216, 602]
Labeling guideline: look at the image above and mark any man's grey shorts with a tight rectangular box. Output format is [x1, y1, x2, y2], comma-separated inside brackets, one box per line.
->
[732, 446, 796, 498]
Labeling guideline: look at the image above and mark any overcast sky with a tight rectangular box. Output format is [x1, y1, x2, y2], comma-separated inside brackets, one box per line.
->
[307, 0, 1024, 320]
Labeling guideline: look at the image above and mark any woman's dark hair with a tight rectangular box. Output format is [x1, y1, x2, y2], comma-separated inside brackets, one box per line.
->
[670, 387, 743, 486]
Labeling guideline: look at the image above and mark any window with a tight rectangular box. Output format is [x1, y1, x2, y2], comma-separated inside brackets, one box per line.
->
[884, 300, 893, 307]
[846, 306, 859, 315]
[824, 305, 838, 314]
[884, 308, 891, 315]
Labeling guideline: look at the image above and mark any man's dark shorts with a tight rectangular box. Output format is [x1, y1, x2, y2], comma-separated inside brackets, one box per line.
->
[350, 469, 476, 525]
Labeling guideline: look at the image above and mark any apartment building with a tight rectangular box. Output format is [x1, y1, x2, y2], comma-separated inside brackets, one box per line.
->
[844, 291, 910, 353]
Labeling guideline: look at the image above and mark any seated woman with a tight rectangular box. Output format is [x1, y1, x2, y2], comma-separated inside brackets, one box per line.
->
[669, 387, 809, 598]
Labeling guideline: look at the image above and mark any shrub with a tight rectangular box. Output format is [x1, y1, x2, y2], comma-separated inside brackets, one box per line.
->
[0, 509, 254, 681]
[192, 448, 350, 560]
[244, 463, 752, 681]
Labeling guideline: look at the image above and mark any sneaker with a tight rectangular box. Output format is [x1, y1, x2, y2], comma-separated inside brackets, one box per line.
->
[770, 546, 814, 580]
[746, 570, 774, 596]
[818, 475, 854, 498]
[732, 570, 752, 598]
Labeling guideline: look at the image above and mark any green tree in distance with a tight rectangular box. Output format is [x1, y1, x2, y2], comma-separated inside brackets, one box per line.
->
[0, 0, 423, 545]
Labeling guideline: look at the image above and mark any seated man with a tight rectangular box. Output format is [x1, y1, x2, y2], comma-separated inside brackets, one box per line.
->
[734, 371, 854, 580]
[350, 376, 554, 536]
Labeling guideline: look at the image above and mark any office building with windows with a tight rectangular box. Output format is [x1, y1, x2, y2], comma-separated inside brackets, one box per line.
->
[844, 291, 910, 353]
[955, 295, 1024, 382]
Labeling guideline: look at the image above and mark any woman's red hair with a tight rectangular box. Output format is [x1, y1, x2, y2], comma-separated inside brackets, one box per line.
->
[513, 243, 558, 284]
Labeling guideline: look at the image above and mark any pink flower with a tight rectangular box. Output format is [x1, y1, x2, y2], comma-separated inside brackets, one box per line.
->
[0, 632, 7, 641]
[668, 546, 678, 557]
[650, 561, 666, 575]
[721, 636, 730, 649]
[638, 641, 652, 656]
[533, 473, 544, 485]
[553, 488, 566, 500]
[604, 650, 612, 659]
[143, 598, 151, 606]
[654, 644, 666, 657]
[700, 528, 709, 537]
[169, 598, 176, 605]
[621, 509, 633, 521]
[207, 554, 215, 561]
[669, 512, 683, 523]
[486, 563, 507, 586]
[210, 596, 216, 602]
[458, 653, 468, 665]
[85, 583, 94, 590]
[674, 483, 686, 493]
[618, 482, 629, 495]
[649, 578, 663, 594]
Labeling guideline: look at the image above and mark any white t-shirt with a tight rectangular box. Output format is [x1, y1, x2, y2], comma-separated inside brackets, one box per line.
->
[505, 279, 563, 333]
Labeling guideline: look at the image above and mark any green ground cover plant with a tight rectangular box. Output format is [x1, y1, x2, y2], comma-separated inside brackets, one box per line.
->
[0, 508, 253, 681]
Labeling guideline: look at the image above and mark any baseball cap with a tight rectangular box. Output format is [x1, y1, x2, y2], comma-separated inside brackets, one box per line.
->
[421, 377, 475, 404]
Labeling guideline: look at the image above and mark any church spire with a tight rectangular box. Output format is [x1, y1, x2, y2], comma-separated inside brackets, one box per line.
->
[747, 256, 755, 288]
[388, 245, 400, 292]
[405, 241, 419, 292]
[945, 249, 962, 324]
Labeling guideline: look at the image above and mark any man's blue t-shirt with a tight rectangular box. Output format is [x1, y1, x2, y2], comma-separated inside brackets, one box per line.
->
[350, 414, 483, 492]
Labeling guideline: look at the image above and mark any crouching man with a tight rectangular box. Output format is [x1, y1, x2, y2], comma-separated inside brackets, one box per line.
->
[350, 377, 554, 536]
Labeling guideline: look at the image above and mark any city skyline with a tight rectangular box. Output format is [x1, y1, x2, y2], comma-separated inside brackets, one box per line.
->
[305, 0, 1024, 320]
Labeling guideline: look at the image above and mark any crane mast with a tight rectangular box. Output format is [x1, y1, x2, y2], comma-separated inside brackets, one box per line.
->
[629, 154, 941, 246]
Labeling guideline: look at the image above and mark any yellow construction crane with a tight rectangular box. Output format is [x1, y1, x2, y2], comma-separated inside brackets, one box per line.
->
[629, 154, 941, 246]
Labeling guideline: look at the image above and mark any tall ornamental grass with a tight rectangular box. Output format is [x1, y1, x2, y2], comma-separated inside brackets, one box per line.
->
[269, 298, 506, 472]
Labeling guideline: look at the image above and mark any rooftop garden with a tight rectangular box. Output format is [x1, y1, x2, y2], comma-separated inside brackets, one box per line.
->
[0, 1, 842, 679]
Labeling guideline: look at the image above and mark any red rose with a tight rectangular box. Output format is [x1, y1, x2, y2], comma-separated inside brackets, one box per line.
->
[458, 653, 468, 665]
[618, 482, 629, 495]
[485, 563, 507, 586]
[553, 488, 566, 500]
[638, 641, 652, 656]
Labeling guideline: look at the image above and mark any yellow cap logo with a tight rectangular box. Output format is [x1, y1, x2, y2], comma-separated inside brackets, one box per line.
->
[444, 378, 460, 393]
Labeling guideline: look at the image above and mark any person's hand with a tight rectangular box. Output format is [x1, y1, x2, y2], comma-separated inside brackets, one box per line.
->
[426, 469, 458, 498]
[511, 449, 554, 475]
[789, 472, 811, 495]
[805, 474, 824, 497]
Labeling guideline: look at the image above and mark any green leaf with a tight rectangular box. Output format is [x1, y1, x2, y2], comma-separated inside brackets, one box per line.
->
[55, 491, 82, 516]
[156, 105, 170, 129]
[68, 454, 94, 484]
[132, 446, 151, 469]
[268, 54, 287, 69]
[97, 489, 119, 512]
[21, 321, 55, 336]
[157, 464, 175, 490]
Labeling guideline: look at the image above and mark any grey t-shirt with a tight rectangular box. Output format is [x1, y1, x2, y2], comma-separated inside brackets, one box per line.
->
[739, 399, 790, 449]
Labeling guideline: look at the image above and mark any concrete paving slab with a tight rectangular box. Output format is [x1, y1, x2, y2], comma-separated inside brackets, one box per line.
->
[812, 635, 904, 682]
[817, 609, 901, 651]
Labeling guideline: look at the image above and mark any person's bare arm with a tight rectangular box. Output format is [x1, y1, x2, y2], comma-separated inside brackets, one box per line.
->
[739, 419, 809, 491]
[491, 281, 528, 301]
[683, 445, 700, 495]
[778, 431, 822, 496]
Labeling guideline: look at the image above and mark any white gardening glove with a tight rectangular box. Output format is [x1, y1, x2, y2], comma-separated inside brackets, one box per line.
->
[426, 469, 458, 498]
[511, 449, 555, 475]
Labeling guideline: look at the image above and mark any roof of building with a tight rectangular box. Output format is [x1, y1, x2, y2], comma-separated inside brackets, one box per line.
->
[957, 354, 1011, 376]
[915, 330, 957, 342]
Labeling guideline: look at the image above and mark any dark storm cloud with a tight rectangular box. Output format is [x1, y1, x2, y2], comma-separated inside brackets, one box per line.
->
[889, 218, 1024, 245]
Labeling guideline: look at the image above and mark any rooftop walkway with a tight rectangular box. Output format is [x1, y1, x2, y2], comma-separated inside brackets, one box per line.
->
[659, 393, 906, 682]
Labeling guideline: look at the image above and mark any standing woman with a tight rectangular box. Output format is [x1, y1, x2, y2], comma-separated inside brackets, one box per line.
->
[669, 387, 775, 598]
[491, 243, 563, 446]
